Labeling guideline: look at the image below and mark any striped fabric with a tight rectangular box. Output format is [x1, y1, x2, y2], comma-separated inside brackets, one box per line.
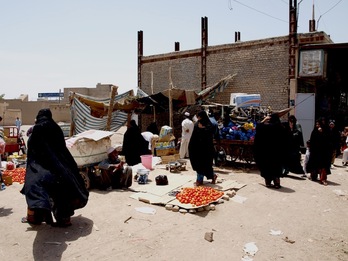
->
[136, 88, 149, 97]
[70, 92, 130, 135]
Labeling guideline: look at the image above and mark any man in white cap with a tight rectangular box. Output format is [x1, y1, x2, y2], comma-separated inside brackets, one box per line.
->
[97, 146, 133, 190]
[179, 112, 194, 159]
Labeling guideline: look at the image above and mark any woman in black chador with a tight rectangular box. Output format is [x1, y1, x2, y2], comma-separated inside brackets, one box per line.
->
[21, 108, 89, 226]
[188, 110, 217, 186]
[122, 120, 149, 166]
[254, 113, 288, 189]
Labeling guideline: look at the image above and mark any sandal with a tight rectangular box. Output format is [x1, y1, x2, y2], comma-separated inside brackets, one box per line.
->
[273, 178, 281, 189]
[211, 174, 218, 184]
[21, 215, 41, 225]
[320, 181, 328, 186]
[265, 179, 273, 188]
[274, 184, 282, 189]
[21, 217, 29, 223]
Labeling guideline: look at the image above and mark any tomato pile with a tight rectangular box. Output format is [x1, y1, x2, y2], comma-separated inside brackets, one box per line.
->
[3, 167, 26, 184]
[176, 186, 224, 206]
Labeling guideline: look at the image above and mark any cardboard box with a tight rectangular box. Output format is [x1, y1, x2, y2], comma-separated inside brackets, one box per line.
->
[155, 141, 175, 149]
[158, 133, 175, 142]
[5, 137, 18, 144]
[2, 175, 13, 186]
[161, 154, 180, 164]
[155, 148, 177, 156]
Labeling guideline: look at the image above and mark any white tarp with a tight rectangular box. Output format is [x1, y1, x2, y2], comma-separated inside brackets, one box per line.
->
[66, 130, 115, 167]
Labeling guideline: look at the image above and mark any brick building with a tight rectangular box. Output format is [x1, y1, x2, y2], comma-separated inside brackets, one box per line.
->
[137, 3, 348, 141]
[139, 33, 330, 111]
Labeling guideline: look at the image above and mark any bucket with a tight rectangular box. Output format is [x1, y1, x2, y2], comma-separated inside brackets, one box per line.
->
[141, 155, 153, 170]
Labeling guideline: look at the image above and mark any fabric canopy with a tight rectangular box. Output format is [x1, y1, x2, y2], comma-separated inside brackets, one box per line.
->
[69, 91, 137, 135]
[137, 74, 236, 112]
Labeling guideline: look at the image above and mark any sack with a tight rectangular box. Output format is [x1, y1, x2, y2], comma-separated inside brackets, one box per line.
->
[155, 175, 168, 185]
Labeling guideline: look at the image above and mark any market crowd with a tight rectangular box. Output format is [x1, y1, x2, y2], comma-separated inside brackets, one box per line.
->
[3, 107, 347, 227]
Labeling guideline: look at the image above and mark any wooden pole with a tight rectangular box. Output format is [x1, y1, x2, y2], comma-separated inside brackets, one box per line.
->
[106, 85, 117, 131]
[169, 68, 173, 128]
[69, 92, 75, 136]
[151, 71, 156, 122]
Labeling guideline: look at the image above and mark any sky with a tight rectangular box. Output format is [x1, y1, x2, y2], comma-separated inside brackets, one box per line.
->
[1, 0, 347, 101]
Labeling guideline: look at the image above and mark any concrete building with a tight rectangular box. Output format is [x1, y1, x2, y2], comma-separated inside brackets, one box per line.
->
[0, 83, 118, 126]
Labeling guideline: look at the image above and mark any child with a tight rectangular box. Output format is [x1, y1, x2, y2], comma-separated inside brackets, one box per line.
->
[303, 140, 310, 178]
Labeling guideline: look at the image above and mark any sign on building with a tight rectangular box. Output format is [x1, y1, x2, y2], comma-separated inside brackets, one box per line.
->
[38, 93, 64, 98]
[299, 49, 325, 77]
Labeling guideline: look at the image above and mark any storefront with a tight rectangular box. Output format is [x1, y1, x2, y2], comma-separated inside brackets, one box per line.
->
[297, 43, 348, 131]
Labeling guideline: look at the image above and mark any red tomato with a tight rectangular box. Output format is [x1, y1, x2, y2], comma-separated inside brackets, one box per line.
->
[3, 167, 26, 183]
[176, 187, 223, 206]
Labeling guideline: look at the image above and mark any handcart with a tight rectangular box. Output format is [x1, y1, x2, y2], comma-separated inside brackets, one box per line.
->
[214, 139, 254, 166]
[66, 130, 115, 189]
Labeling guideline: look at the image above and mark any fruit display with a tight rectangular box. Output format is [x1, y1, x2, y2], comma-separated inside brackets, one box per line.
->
[2, 167, 26, 184]
[175, 186, 224, 207]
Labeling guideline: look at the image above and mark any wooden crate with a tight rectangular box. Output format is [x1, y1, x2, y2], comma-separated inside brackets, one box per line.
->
[155, 148, 176, 156]
[161, 154, 180, 164]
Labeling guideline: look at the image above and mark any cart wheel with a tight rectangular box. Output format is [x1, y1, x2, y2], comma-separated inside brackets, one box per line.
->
[243, 146, 254, 164]
[214, 144, 227, 167]
[230, 145, 240, 162]
[80, 169, 90, 190]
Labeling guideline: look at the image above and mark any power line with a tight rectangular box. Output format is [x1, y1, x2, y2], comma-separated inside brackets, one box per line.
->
[231, 0, 288, 23]
[228, 0, 233, 10]
[317, 0, 343, 30]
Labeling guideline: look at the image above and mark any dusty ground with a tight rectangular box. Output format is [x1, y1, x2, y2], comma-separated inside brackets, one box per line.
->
[1, 126, 348, 261]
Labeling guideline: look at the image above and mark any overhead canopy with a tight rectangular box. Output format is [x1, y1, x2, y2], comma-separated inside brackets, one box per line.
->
[68, 74, 236, 134]
[71, 90, 146, 118]
[137, 74, 236, 113]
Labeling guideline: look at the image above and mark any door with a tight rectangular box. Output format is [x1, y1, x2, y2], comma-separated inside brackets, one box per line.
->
[295, 93, 315, 144]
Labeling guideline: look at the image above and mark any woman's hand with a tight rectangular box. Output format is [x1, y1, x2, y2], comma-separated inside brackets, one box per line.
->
[261, 116, 271, 123]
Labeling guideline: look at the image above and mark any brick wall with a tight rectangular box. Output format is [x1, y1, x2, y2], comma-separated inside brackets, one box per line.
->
[140, 36, 290, 113]
[139, 36, 292, 135]
[141, 50, 202, 94]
